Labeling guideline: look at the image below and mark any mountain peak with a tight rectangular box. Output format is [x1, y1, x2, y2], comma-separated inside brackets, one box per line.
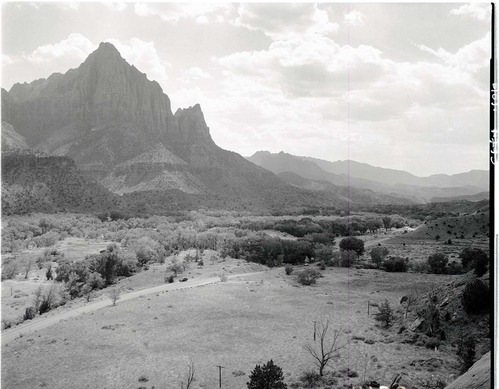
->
[95, 41, 122, 57]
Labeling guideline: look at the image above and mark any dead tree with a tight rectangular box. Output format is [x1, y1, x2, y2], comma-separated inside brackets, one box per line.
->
[181, 358, 195, 389]
[304, 317, 347, 376]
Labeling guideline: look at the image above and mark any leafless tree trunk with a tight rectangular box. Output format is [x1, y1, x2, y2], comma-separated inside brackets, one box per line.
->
[183, 358, 195, 389]
[24, 259, 33, 279]
[304, 318, 346, 376]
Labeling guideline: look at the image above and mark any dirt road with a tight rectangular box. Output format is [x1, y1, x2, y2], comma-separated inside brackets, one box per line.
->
[1, 272, 263, 345]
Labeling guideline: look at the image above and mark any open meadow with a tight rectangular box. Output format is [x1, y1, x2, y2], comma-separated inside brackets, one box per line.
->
[1, 208, 491, 389]
[2, 262, 464, 389]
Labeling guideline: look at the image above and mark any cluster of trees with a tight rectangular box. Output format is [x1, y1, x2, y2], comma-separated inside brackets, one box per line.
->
[55, 244, 137, 299]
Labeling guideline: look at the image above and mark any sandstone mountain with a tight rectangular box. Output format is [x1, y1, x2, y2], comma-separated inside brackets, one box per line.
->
[247, 151, 489, 203]
[2, 43, 358, 212]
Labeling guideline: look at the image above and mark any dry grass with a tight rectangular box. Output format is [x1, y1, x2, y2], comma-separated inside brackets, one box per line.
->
[2, 263, 461, 389]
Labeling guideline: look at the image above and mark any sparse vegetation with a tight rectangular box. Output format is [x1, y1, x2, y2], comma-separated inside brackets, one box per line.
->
[457, 334, 476, 374]
[247, 360, 287, 389]
[304, 317, 346, 376]
[108, 288, 121, 306]
[369, 247, 389, 268]
[461, 279, 489, 314]
[296, 269, 321, 285]
[427, 253, 448, 274]
[374, 300, 394, 327]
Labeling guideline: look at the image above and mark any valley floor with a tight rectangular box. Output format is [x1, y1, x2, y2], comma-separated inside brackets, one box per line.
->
[2, 258, 463, 389]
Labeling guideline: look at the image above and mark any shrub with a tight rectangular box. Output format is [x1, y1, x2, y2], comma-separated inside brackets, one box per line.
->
[23, 306, 36, 321]
[427, 253, 448, 274]
[374, 300, 394, 327]
[370, 247, 389, 268]
[165, 274, 174, 283]
[45, 265, 53, 280]
[338, 250, 356, 267]
[297, 269, 321, 285]
[383, 257, 408, 272]
[247, 360, 287, 389]
[285, 264, 294, 275]
[319, 260, 326, 270]
[446, 261, 464, 275]
[219, 273, 228, 282]
[410, 259, 429, 273]
[339, 237, 365, 257]
[299, 371, 321, 388]
[461, 279, 489, 314]
[1, 263, 17, 280]
[459, 248, 489, 276]
[457, 335, 476, 373]
[108, 288, 120, 306]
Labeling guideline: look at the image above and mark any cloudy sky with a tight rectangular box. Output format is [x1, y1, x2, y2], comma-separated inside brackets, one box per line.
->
[1, 2, 492, 176]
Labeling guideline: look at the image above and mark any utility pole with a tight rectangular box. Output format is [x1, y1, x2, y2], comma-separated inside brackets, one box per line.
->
[216, 365, 225, 388]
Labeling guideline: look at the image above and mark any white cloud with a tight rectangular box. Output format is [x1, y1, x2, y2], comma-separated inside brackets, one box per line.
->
[17, 34, 171, 91]
[105, 38, 171, 88]
[344, 10, 365, 26]
[450, 3, 491, 21]
[418, 32, 491, 73]
[234, 3, 339, 40]
[134, 3, 230, 24]
[184, 67, 211, 80]
[2, 54, 15, 66]
[103, 2, 127, 12]
[23, 33, 95, 64]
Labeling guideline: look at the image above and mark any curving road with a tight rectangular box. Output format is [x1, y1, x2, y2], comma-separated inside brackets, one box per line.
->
[1, 272, 263, 345]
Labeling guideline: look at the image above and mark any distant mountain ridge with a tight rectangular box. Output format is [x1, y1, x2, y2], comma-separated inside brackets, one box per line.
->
[247, 151, 489, 203]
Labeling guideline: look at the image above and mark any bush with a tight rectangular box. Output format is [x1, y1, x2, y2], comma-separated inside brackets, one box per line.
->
[1, 263, 18, 280]
[410, 259, 429, 273]
[339, 250, 356, 268]
[247, 360, 287, 389]
[459, 248, 489, 276]
[457, 335, 476, 373]
[165, 274, 174, 283]
[461, 279, 489, 314]
[370, 247, 389, 268]
[297, 269, 321, 285]
[339, 237, 365, 257]
[319, 260, 326, 270]
[23, 306, 36, 321]
[383, 257, 408, 272]
[285, 264, 294, 275]
[427, 253, 448, 274]
[446, 261, 464, 275]
[374, 300, 394, 327]
[299, 371, 321, 388]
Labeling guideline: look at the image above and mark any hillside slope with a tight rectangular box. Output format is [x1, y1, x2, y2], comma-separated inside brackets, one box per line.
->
[1, 152, 119, 215]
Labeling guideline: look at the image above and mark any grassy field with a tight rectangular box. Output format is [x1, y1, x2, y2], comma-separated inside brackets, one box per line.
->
[2, 261, 461, 389]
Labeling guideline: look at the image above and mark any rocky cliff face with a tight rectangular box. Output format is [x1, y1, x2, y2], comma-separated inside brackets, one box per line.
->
[1, 42, 297, 207]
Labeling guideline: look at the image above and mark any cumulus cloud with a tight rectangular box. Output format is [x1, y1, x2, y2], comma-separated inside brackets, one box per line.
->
[105, 38, 171, 87]
[15, 34, 171, 91]
[234, 3, 339, 40]
[344, 10, 365, 26]
[134, 3, 230, 24]
[418, 32, 491, 73]
[103, 2, 127, 12]
[23, 33, 95, 64]
[450, 3, 491, 21]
